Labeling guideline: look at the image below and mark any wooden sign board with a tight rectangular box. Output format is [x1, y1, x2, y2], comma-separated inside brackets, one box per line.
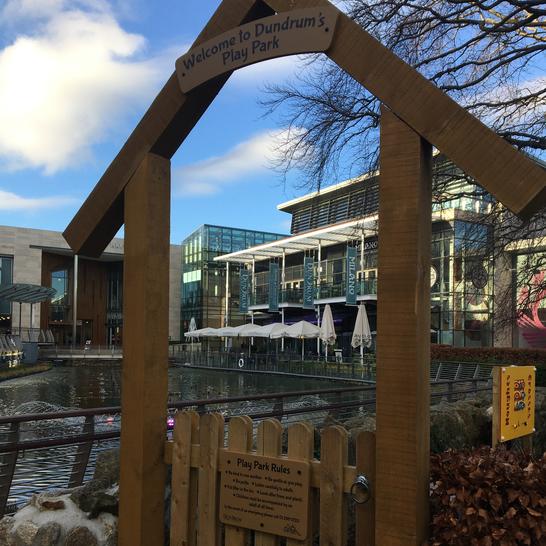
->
[497, 366, 535, 442]
[219, 451, 310, 540]
[176, 7, 338, 93]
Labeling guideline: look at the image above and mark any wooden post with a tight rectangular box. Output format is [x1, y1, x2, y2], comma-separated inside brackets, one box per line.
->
[356, 431, 376, 546]
[376, 106, 432, 545]
[119, 153, 170, 546]
[492, 367, 500, 448]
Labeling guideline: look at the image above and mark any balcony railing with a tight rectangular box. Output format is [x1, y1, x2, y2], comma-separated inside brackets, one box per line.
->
[250, 279, 377, 307]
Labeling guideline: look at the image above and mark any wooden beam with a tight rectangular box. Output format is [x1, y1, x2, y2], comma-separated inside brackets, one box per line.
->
[118, 153, 170, 546]
[376, 107, 431, 545]
[264, 0, 546, 219]
[63, 0, 274, 257]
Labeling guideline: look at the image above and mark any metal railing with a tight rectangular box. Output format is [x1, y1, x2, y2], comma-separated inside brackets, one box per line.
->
[172, 352, 495, 384]
[174, 350, 377, 380]
[0, 377, 491, 515]
[250, 279, 378, 306]
[39, 344, 123, 359]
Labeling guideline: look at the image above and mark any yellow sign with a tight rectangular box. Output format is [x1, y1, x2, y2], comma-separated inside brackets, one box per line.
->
[498, 366, 535, 442]
[219, 451, 310, 540]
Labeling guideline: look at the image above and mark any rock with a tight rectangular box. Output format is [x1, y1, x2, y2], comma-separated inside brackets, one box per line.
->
[63, 526, 98, 546]
[69, 479, 119, 518]
[32, 522, 61, 546]
[39, 499, 65, 511]
[92, 450, 119, 487]
[85, 492, 119, 519]
[13, 521, 39, 546]
[341, 397, 492, 453]
[0, 516, 15, 545]
[70, 480, 109, 511]
[98, 514, 118, 546]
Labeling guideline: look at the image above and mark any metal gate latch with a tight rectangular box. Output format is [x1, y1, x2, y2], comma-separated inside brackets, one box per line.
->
[350, 475, 371, 504]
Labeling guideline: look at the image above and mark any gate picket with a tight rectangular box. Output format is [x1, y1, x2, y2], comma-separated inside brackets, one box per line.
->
[225, 416, 253, 546]
[170, 411, 199, 546]
[255, 419, 283, 546]
[287, 422, 314, 546]
[197, 413, 223, 546]
[320, 426, 348, 546]
[356, 431, 376, 546]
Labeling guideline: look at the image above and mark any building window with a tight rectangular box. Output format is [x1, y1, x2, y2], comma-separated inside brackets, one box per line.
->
[50, 269, 70, 322]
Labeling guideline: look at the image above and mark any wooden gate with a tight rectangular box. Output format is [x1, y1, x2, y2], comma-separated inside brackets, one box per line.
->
[165, 412, 375, 546]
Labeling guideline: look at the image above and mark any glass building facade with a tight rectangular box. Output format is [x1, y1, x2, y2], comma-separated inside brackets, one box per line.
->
[430, 221, 494, 346]
[216, 157, 498, 350]
[180, 225, 285, 334]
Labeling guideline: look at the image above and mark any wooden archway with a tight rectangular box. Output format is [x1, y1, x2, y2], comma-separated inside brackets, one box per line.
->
[64, 1, 546, 544]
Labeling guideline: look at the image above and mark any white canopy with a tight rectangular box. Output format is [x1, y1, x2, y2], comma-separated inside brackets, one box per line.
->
[246, 323, 286, 338]
[235, 323, 262, 337]
[184, 327, 216, 338]
[284, 321, 320, 339]
[185, 323, 279, 338]
[215, 326, 242, 337]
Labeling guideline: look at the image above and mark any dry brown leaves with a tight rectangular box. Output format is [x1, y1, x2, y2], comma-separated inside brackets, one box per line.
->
[430, 446, 546, 545]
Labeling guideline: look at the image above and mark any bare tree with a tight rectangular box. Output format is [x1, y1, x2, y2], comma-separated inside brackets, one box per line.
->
[263, 0, 546, 333]
[264, 0, 545, 184]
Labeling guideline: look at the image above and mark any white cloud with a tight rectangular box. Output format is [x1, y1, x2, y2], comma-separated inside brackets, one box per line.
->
[174, 128, 302, 196]
[0, 1, 164, 173]
[0, 189, 76, 210]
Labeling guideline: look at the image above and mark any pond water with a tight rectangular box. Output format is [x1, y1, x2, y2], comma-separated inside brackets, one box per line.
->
[0, 365, 344, 415]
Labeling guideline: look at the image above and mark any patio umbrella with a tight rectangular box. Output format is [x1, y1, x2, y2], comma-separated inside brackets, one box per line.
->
[284, 321, 320, 361]
[319, 304, 336, 360]
[188, 317, 197, 361]
[233, 323, 260, 355]
[249, 323, 288, 339]
[215, 326, 241, 336]
[352, 303, 372, 365]
[234, 323, 262, 337]
[184, 327, 216, 338]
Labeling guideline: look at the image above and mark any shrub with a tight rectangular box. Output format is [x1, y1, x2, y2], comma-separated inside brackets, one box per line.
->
[430, 447, 546, 545]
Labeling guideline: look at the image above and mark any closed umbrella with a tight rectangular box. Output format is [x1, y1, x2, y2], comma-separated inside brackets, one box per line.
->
[352, 303, 372, 367]
[188, 317, 197, 361]
[319, 304, 336, 361]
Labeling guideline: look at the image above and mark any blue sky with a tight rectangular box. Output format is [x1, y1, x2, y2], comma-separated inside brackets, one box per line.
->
[0, 0, 339, 243]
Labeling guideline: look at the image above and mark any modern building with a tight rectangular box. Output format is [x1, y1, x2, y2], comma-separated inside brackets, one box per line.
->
[213, 159, 506, 353]
[0, 226, 182, 345]
[180, 225, 285, 334]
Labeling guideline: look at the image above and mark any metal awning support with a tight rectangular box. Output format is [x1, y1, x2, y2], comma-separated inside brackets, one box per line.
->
[214, 216, 378, 264]
[0, 284, 56, 336]
[0, 284, 56, 304]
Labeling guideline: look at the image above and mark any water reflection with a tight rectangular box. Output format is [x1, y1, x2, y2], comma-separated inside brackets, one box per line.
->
[0, 365, 342, 415]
